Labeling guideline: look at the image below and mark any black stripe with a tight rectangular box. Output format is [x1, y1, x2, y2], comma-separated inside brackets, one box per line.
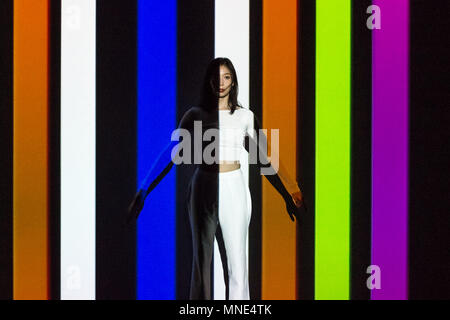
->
[349, 0, 372, 300]
[175, 0, 215, 300]
[409, 0, 450, 300]
[0, 0, 13, 301]
[96, 0, 137, 299]
[48, 0, 61, 300]
[297, 0, 316, 300]
[249, 0, 263, 301]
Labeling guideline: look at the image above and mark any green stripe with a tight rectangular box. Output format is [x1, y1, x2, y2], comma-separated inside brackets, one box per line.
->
[315, 0, 351, 300]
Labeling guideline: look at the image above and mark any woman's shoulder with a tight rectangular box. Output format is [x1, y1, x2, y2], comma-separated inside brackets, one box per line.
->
[179, 106, 201, 129]
[184, 106, 206, 120]
[187, 106, 202, 115]
[235, 105, 254, 115]
[234, 106, 254, 127]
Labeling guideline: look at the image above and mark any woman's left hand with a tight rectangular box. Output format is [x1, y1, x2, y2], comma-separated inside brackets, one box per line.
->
[291, 190, 303, 208]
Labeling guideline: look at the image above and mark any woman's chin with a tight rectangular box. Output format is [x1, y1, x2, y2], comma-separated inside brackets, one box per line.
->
[216, 92, 229, 98]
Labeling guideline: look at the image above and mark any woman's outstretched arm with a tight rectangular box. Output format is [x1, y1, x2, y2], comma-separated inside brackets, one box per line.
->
[244, 110, 306, 221]
[126, 108, 196, 224]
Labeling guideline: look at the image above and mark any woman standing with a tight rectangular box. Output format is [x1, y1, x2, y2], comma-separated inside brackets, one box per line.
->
[127, 57, 304, 300]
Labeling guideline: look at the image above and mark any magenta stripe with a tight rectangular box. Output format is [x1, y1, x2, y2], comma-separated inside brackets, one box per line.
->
[371, 0, 409, 300]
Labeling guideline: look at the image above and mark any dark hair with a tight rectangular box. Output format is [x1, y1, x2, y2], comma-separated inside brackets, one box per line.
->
[199, 57, 241, 114]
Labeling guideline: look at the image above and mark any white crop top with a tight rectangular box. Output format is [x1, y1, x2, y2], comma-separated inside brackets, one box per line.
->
[218, 107, 300, 195]
[218, 107, 254, 161]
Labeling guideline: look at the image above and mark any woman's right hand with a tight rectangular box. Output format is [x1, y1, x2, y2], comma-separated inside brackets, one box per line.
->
[126, 189, 146, 225]
[285, 187, 307, 222]
[291, 189, 304, 208]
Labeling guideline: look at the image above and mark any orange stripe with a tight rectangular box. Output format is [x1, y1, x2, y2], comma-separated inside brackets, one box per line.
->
[262, 0, 298, 299]
[13, 0, 49, 300]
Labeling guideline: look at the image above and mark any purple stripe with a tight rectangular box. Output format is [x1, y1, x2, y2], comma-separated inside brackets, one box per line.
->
[371, 0, 409, 300]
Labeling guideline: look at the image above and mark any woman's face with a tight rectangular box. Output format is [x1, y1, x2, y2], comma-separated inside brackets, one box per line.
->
[216, 65, 233, 98]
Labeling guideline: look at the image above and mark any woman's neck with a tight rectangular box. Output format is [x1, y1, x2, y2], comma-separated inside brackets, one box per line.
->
[218, 95, 230, 110]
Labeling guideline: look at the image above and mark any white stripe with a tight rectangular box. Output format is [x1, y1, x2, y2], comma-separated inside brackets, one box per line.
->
[214, 0, 250, 300]
[60, 0, 96, 300]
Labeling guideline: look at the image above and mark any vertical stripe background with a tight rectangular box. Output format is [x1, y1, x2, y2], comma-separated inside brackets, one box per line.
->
[248, 0, 263, 301]
[0, 0, 14, 300]
[13, 0, 50, 300]
[297, 0, 315, 300]
[315, 0, 351, 300]
[60, 0, 96, 300]
[262, 0, 298, 300]
[49, 0, 61, 300]
[350, 0, 372, 301]
[137, 0, 177, 300]
[175, 0, 215, 300]
[95, 0, 137, 300]
[0, 0, 449, 300]
[371, 0, 409, 300]
[409, 0, 450, 300]
[213, 0, 250, 300]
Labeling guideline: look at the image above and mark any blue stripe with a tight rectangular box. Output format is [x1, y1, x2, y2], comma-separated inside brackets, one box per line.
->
[137, 0, 177, 299]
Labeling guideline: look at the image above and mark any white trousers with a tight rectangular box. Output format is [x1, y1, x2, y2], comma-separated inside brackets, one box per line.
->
[187, 167, 252, 300]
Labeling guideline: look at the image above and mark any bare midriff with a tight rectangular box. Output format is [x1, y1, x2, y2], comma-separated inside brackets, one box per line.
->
[219, 160, 240, 172]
